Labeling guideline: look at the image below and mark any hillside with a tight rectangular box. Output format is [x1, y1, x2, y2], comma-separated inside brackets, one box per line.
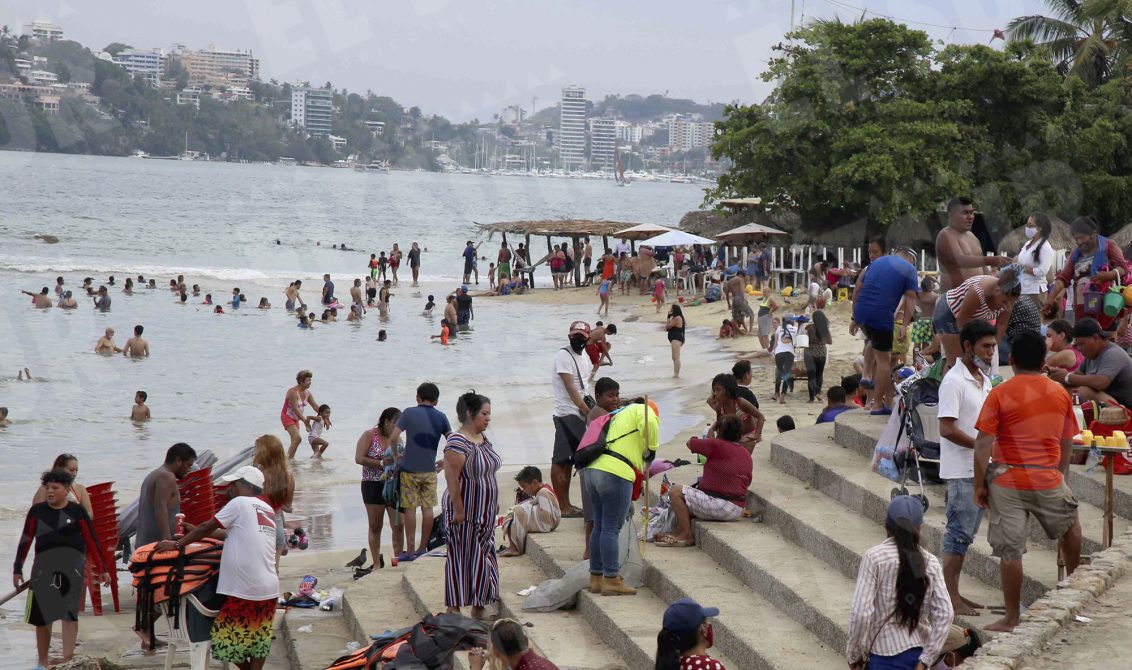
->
[528, 93, 726, 126]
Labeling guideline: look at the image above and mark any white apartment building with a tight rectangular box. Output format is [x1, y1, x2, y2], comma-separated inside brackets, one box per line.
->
[590, 118, 617, 171]
[291, 87, 333, 136]
[180, 46, 260, 88]
[615, 120, 644, 144]
[559, 86, 587, 171]
[23, 21, 63, 41]
[667, 115, 716, 152]
[113, 48, 162, 85]
[177, 86, 205, 109]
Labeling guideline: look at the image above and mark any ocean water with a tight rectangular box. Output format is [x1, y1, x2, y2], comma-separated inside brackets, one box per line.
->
[0, 153, 723, 578]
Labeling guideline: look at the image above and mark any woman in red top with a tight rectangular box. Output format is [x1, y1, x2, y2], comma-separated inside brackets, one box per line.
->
[655, 598, 725, 670]
[656, 416, 752, 548]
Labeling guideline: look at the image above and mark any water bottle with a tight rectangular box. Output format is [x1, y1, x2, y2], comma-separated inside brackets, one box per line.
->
[698, 425, 710, 464]
[319, 598, 336, 611]
[1086, 446, 1102, 476]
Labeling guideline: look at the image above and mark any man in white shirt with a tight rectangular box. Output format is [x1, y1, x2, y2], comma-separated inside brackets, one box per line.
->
[156, 466, 278, 670]
[551, 321, 594, 517]
[937, 319, 996, 617]
[614, 238, 631, 258]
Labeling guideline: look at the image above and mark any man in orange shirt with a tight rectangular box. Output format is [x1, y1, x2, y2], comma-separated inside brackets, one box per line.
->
[974, 330, 1082, 633]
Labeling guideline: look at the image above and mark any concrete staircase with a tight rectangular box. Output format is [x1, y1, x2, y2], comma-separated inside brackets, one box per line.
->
[284, 412, 1132, 670]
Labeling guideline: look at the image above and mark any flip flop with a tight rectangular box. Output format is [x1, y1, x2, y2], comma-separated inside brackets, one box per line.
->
[655, 537, 694, 548]
[561, 508, 584, 519]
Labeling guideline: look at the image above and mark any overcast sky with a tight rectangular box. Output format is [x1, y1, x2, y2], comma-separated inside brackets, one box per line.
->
[7, 0, 1049, 120]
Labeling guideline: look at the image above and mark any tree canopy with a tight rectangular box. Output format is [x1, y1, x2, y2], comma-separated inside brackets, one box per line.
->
[709, 17, 1132, 239]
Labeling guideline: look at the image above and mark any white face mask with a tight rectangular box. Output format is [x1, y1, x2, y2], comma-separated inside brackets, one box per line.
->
[1024, 227, 1039, 239]
[974, 356, 993, 376]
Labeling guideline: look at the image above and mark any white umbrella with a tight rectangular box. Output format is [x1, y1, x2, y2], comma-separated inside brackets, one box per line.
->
[715, 222, 788, 243]
[641, 230, 717, 247]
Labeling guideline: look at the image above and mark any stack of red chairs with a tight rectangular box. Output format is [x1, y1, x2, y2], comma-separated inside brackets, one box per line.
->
[83, 481, 121, 615]
[177, 467, 217, 527]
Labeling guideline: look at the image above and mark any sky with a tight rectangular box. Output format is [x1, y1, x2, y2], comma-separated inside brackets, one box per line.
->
[6, 0, 1051, 121]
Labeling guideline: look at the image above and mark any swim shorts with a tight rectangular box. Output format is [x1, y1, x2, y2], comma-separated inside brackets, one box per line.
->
[399, 471, 438, 509]
[210, 597, 276, 663]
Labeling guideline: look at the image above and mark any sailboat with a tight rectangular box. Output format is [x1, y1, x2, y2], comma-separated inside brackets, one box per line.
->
[614, 144, 629, 186]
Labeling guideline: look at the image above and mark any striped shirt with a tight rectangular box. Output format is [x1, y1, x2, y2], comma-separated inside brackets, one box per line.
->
[846, 538, 953, 666]
[945, 276, 1004, 323]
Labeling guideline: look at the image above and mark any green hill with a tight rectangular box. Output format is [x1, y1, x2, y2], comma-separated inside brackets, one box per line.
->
[528, 93, 726, 126]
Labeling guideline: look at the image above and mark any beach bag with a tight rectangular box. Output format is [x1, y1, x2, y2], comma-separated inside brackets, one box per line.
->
[383, 471, 401, 519]
[1105, 280, 1126, 318]
[645, 503, 676, 542]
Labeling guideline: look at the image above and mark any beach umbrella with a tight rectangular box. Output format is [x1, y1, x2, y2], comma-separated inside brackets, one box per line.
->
[612, 223, 677, 241]
[641, 230, 717, 247]
[714, 222, 789, 244]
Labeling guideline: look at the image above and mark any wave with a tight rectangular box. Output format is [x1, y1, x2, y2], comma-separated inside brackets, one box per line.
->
[0, 258, 464, 286]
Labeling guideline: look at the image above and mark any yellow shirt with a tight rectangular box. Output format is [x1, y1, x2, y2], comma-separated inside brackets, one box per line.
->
[588, 403, 660, 483]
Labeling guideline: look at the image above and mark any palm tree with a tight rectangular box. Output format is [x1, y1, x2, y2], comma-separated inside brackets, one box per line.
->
[1006, 0, 1132, 86]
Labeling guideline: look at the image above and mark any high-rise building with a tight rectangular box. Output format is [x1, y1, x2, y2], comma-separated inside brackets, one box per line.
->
[615, 121, 643, 144]
[291, 87, 333, 136]
[590, 118, 617, 171]
[113, 49, 162, 86]
[558, 86, 587, 171]
[180, 46, 260, 88]
[23, 21, 63, 41]
[667, 115, 717, 152]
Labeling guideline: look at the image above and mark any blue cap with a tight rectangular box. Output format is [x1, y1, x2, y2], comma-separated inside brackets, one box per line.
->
[460, 284, 469, 292]
[886, 495, 923, 530]
[662, 598, 719, 634]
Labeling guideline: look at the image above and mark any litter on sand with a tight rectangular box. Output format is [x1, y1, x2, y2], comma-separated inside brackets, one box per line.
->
[1075, 615, 1092, 623]
[517, 585, 537, 597]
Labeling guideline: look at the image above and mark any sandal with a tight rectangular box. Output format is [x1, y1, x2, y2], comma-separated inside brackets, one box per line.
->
[655, 536, 694, 548]
[561, 507, 584, 519]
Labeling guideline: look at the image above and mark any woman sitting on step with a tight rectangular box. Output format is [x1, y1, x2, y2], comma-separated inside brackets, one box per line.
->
[846, 496, 953, 670]
[655, 416, 751, 548]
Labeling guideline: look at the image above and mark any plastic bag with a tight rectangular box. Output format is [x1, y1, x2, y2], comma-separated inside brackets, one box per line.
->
[644, 502, 676, 542]
[871, 410, 907, 483]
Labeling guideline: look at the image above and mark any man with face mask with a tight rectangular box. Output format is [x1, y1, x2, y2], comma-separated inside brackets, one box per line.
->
[937, 318, 996, 617]
[550, 321, 594, 517]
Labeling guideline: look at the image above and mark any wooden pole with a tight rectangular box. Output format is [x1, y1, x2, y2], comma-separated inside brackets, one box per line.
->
[641, 394, 651, 555]
[525, 233, 533, 288]
[573, 236, 583, 287]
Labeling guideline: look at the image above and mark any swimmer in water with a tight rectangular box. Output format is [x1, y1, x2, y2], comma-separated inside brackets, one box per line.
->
[146, 279, 156, 289]
[377, 329, 387, 341]
[0, 407, 9, 426]
[21, 287, 52, 308]
[17, 368, 31, 381]
[131, 391, 151, 421]
[432, 319, 450, 345]
[214, 305, 224, 314]
[58, 290, 77, 309]
[259, 297, 271, 309]
[95, 328, 122, 355]
[123, 325, 149, 358]
[423, 295, 435, 316]
[203, 294, 213, 305]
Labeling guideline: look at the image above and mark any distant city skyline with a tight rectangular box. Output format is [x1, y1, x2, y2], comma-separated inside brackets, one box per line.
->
[5, 0, 1050, 121]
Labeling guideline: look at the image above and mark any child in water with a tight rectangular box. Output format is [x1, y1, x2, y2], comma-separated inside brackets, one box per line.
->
[0, 407, 11, 427]
[306, 404, 332, 457]
[432, 318, 450, 345]
[423, 295, 435, 316]
[131, 391, 151, 421]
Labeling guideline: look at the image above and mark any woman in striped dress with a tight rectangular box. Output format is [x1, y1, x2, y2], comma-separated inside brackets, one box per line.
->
[442, 391, 501, 618]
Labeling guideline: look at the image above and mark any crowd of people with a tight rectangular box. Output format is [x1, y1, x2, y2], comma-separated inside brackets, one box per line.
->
[17, 199, 1132, 670]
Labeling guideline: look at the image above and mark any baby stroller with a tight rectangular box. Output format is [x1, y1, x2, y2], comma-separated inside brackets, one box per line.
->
[890, 373, 942, 511]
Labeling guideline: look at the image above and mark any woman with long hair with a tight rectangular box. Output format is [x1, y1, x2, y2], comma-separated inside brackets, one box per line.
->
[804, 309, 832, 403]
[252, 434, 294, 568]
[665, 305, 685, 378]
[770, 316, 798, 404]
[31, 454, 92, 519]
[655, 598, 724, 670]
[469, 618, 560, 670]
[355, 407, 405, 572]
[442, 391, 501, 619]
[1016, 212, 1056, 312]
[705, 373, 763, 447]
[846, 497, 952, 670]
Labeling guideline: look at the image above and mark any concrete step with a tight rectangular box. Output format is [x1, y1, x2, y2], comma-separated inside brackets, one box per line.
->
[835, 412, 1131, 555]
[280, 606, 360, 670]
[768, 424, 1058, 605]
[399, 549, 625, 670]
[525, 520, 737, 670]
[642, 525, 846, 669]
[339, 563, 425, 647]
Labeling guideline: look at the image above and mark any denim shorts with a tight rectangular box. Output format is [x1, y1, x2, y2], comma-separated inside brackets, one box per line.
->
[943, 478, 983, 556]
[932, 296, 959, 335]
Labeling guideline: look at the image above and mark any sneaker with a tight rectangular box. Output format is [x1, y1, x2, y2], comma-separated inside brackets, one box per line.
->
[396, 551, 417, 563]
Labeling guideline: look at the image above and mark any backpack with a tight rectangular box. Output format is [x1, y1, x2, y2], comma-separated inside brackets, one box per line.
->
[574, 407, 637, 470]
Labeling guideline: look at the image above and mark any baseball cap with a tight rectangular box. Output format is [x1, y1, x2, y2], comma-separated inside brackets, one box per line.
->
[220, 465, 265, 488]
[662, 598, 719, 634]
[568, 320, 591, 337]
[885, 495, 924, 530]
[1072, 318, 1104, 339]
[460, 284, 469, 292]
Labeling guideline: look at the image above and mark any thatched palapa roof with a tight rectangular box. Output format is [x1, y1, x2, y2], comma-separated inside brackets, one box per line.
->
[1109, 223, 1132, 250]
[477, 220, 645, 238]
[997, 216, 1072, 255]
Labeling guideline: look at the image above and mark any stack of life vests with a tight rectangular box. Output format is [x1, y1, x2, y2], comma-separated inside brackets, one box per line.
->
[129, 538, 223, 646]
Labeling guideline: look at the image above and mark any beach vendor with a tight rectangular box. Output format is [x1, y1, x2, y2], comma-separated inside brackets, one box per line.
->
[1045, 216, 1132, 332]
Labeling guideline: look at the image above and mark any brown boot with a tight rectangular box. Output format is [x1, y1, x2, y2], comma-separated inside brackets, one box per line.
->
[589, 573, 603, 594]
[601, 575, 637, 596]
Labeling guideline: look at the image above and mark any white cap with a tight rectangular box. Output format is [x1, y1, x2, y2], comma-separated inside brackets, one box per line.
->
[220, 465, 265, 489]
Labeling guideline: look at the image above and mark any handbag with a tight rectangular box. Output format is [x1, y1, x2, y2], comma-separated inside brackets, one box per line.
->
[562, 347, 596, 409]
[858, 610, 896, 669]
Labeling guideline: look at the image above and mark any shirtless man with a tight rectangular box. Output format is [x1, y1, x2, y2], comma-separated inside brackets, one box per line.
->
[934, 198, 1009, 368]
[21, 287, 52, 308]
[95, 328, 122, 354]
[350, 278, 365, 308]
[935, 197, 1009, 292]
[586, 324, 618, 380]
[725, 272, 754, 334]
[123, 324, 150, 358]
[444, 295, 459, 336]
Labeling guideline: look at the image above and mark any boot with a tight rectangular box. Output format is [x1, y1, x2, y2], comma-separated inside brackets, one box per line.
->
[600, 575, 637, 596]
[589, 573, 603, 594]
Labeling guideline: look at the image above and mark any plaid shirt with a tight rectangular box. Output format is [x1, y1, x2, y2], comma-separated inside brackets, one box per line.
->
[846, 538, 953, 665]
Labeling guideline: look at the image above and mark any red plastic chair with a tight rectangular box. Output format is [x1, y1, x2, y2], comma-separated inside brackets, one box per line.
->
[82, 481, 121, 614]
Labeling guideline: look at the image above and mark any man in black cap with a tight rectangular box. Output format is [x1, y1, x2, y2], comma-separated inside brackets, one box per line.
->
[1049, 318, 1132, 409]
